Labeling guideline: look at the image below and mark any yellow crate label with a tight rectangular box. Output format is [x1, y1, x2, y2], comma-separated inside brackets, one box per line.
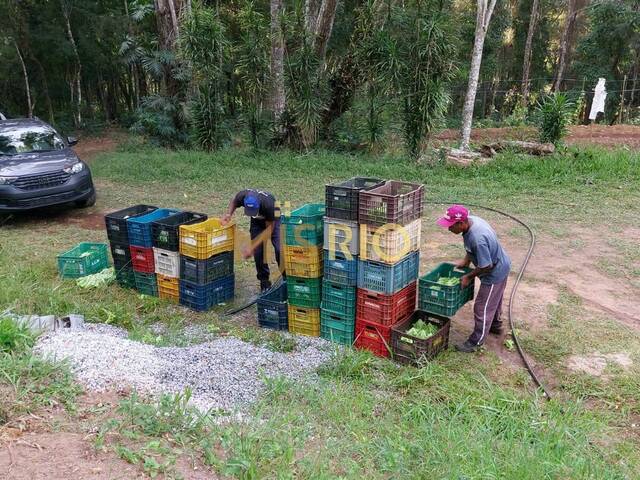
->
[183, 237, 197, 246]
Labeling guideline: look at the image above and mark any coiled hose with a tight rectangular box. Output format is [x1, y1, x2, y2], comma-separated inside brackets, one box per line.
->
[223, 200, 551, 399]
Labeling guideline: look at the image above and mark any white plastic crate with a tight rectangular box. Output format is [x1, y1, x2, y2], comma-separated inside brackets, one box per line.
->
[361, 218, 421, 264]
[324, 217, 359, 256]
[153, 248, 180, 278]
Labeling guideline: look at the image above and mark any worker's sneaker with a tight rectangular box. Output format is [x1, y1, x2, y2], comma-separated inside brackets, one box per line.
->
[489, 325, 504, 335]
[260, 280, 272, 292]
[455, 340, 480, 353]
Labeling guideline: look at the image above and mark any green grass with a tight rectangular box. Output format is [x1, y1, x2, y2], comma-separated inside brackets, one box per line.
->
[0, 317, 80, 425]
[1, 141, 640, 477]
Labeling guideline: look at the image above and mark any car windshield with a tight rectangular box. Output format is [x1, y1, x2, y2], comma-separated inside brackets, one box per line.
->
[0, 124, 66, 155]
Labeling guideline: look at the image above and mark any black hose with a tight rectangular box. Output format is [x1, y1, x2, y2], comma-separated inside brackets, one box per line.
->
[426, 200, 550, 399]
[222, 276, 284, 316]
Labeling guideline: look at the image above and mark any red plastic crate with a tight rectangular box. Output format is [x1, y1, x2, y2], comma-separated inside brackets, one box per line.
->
[130, 245, 155, 273]
[356, 281, 417, 326]
[355, 317, 396, 358]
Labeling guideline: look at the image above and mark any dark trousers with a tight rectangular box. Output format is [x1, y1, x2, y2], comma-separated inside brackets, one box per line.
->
[249, 218, 282, 282]
[468, 277, 508, 346]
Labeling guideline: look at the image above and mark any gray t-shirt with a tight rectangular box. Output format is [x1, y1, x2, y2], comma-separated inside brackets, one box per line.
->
[463, 215, 511, 284]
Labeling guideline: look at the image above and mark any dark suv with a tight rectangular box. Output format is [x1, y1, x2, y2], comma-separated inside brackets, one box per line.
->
[0, 117, 96, 212]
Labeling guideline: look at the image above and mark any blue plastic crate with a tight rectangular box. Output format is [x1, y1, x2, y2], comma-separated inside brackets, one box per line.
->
[127, 208, 181, 247]
[323, 250, 358, 286]
[257, 282, 288, 330]
[357, 251, 419, 294]
[179, 274, 234, 311]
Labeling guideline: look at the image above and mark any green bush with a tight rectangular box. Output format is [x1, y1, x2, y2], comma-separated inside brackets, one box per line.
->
[536, 92, 574, 145]
[0, 317, 34, 353]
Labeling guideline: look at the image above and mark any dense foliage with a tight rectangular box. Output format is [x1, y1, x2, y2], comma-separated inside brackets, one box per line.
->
[1, 0, 639, 154]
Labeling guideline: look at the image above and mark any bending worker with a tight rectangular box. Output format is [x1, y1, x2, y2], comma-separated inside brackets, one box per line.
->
[222, 189, 281, 292]
[437, 205, 511, 353]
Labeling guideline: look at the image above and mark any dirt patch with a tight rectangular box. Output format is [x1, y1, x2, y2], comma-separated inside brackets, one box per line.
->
[57, 211, 107, 231]
[73, 131, 121, 161]
[0, 392, 219, 480]
[436, 124, 640, 149]
[566, 352, 633, 376]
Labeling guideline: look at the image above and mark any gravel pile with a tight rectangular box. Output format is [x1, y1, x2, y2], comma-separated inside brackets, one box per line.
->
[34, 324, 334, 412]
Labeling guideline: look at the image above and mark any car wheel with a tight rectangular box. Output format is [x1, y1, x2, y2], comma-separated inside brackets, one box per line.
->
[76, 190, 97, 208]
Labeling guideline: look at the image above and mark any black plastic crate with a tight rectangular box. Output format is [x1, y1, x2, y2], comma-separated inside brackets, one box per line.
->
[257, 282, 288, 330]
[325, 177, 385, 221]
[180, 251, 234, 285]
[105, 204, 157, 244]
[391, 310, 450, 366]
[152, 211, 207, 251]
[358, 181, 424, 227]
[110, 242, 132, 271]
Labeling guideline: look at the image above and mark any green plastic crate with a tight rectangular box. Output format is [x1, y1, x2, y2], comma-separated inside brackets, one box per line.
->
[283, 203, 325, 246]
[287, 276, 322, 308]
[321, 280, 356, 318]
[116, 267, 136, 289]
[57, 242, 110, 279]
[418, 263, 474, 316]
[134, 272, 158, 296]
[321, 308, 355, 345]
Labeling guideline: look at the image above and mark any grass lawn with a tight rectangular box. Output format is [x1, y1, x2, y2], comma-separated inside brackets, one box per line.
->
[1, 141, 639, 478]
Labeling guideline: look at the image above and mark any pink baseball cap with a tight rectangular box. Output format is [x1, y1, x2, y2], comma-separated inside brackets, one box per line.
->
[437, 205, 469, 228]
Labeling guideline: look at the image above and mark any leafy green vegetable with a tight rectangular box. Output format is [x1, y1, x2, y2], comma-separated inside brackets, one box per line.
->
[437, 275, 460, 287]
[403, 319, 439, 342]
[76, 268, 115, 288]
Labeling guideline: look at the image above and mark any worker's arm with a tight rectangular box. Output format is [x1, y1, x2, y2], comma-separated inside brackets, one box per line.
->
[221, 198, 238, 225]
[456, 253, 471, 269]
[241, 220, 274, 259]
[460, 241, 492, 288]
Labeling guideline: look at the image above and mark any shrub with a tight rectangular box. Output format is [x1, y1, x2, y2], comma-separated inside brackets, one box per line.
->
[536, 92, 574, 145]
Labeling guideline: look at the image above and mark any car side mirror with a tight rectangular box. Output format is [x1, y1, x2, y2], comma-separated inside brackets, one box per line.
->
[67, 136, 78, 146]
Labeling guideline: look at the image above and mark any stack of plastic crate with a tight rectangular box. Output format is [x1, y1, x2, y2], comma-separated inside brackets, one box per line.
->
[282, 204, 325, 337]
[151, 212, 207, 302]
[321, 178, 384, 345]
[104, 205, 158, 289]
[354, 180, 424, 357]
[127, 208, 182, 296]
[178, 218, 236, 311]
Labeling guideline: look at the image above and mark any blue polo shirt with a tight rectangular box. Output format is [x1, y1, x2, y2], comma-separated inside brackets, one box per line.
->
[463, 215, 511, 284]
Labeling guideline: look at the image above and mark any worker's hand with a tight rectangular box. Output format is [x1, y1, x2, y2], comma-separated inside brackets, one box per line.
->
[221, 213, 231, 225]
[241, 245, 253, 259]
[460, 275, 472, 289]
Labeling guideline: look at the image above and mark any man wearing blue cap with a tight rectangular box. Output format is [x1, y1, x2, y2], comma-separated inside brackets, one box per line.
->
[222, 189, 281, 291]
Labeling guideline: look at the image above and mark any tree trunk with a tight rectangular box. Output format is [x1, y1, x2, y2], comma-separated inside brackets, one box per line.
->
[314, 0, 338, 63]
[14, 41, 33, 118]
[270, 0, 286, 122]
[32, 55, 55, 124]
[305, 0, 322, 34]
[552, 0, 578, 92]
[521, 0, 540, 104]
[62, 2, 83, 127]
[154, 0, 184, 96]
[460, 0, 498, 151]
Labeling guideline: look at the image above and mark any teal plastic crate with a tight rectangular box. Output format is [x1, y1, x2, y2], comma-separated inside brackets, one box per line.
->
[287, 276, 322, 308]
[321, 280, 356, 318]
[321, 308, 355, 345]
[134, 272, 158, 296]
[418, 263, 474, 316]
[58, 243, 110, 279]
[283, 203, 325, 246]
[116, 267, 136, 289]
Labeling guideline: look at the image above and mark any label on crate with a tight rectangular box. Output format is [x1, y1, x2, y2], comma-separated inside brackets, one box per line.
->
[183, 237, 197, 246]
[114, 247, 125, 256]
[364, 301, 381, 310]
[111, 224, 120, 231]
[293, 285, 309, 293]
[265, 309, 278, 316]
[211, 235, 228, 245]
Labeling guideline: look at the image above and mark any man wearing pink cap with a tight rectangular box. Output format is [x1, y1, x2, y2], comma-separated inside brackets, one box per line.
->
[437, 205, 511, 353]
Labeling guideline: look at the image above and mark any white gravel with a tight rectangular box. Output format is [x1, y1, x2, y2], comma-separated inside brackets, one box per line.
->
[34, 323, 334, 413]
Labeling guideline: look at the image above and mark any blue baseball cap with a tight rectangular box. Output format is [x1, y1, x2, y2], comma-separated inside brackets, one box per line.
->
[243, 193, 260, 216]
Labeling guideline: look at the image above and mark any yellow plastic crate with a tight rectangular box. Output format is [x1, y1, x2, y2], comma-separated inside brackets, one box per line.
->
[287, 305, 321, 336]
[179, 219, 235, 260]
[157, 274, 180, 302]
[284, 245, 323, 278]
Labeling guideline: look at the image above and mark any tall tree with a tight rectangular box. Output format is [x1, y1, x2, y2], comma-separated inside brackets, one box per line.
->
[520, 0, 540, 103]
[14, 40, 33, 118]
[460, 0, 498, 151]
[61, 0, 83, 126]
[270, 0, 286, 122]
[553, 0, 583, 92]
